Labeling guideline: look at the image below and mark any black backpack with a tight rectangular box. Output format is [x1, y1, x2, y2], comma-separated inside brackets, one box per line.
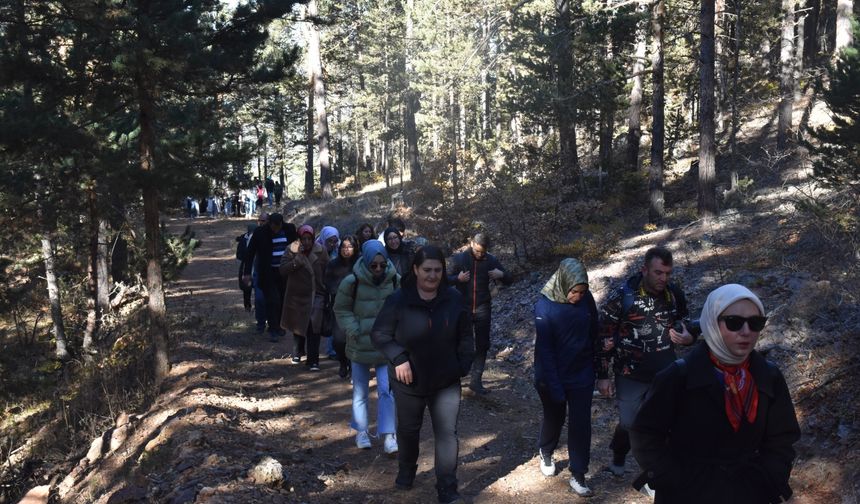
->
[235, 234, 249, 261]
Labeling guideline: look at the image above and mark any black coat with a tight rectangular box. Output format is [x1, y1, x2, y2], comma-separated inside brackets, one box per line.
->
[447, 248, 512, 312]
[371, 285, 474, 396]
[630, 342, 801, 504]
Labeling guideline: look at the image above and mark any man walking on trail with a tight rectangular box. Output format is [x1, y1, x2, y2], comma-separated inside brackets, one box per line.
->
[595, 246, 695, 480]
[448, 232, 513, 394]
[242, 213, 292, 342]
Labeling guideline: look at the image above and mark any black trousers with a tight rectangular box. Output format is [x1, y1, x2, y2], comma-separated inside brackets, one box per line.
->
[260, 268, 284, 335]
[395, 381, 461, 492]
[536, 384, 594, 475]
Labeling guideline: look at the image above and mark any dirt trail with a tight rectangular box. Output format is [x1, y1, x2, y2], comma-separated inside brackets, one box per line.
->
[117, 215, 650, 504]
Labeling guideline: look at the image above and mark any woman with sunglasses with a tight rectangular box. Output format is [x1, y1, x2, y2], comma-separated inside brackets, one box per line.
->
[334, 240, 401, 454]
[532, 258, 599, 497]
[371, 246, 474, 504]
[630, 284, 800, 504]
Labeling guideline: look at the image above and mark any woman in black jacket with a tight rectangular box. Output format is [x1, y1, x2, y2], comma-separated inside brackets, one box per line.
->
[630, 284, 801, 504]
[324, 235, 359, 378]
[371, 246, 474, 504]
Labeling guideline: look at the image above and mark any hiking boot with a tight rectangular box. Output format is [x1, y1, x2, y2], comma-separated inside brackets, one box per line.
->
[383, 433, 398, 454]
[308, 363, 320, 372]
[436, 486, 462, 504]
[395, 463, 418, 490]
[468, 381, 491, 395]
[338, 362, 350, 379]
[569, 472, 593, 497]
[539, 449, 556, 476]
[355, 431, 371, 449]
[606, 462, 625, 477]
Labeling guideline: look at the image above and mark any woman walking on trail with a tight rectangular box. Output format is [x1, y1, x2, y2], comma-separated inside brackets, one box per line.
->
[532, 258, 599, 497]
[333, 240, 400, 454]
[382, 226, 414, 280]
[317, 225, 340, 261]
[280, 224, 328, 371]
[371, 245, 474, 504]
[325, 235, 359, 379]
[356, 223, 375, 250]
[630, 284, 800, 503]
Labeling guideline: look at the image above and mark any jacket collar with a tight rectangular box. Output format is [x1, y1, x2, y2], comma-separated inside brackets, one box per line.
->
[403, 283, 451, 306]
[685, 341, 776, 398]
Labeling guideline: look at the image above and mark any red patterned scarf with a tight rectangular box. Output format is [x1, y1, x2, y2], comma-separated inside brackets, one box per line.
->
[709, 352, 759, 432]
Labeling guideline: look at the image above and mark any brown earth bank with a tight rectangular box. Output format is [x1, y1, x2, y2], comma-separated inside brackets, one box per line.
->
[48, 198, 859, 503]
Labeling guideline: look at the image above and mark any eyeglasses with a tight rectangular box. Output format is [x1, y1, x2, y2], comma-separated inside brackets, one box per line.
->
[369, 262, 386, 270]
[718, 315, 768, 332]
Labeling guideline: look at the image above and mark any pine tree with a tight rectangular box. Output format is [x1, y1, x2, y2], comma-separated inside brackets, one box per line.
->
[808, 22, 860, 191]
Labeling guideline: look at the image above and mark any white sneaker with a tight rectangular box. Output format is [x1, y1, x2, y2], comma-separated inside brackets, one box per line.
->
[640, 482, 656, 498]
[355, 431, 371, 449]
[539, 450, 556, 476]
[383, 433, 398, 454]
[569, 473, 593, 497]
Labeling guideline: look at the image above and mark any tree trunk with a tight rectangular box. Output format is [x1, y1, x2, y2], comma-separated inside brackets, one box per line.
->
[450, 84, 459, 205]
[97, 217, 110, 313]
[136, 76, 170, 385]
[554, 0, 580, 184]
[307, 0, 333, 199]
[404, 0, 422, 180]
[305, 87, 315, 196]
[649, 0, 666, 224]
[778, 0, 796, 150]
[835, 0, 854, 52]
[729, 0, 742, 191]
[715, 0, 727, 133]
[698, 0, 718, 217]
[41, 230, 69, 360]
[599, 30, 617, 179]
[83, 186, 99, 352]
[626, 0, 649, 171]
[804, 0, 821, 62]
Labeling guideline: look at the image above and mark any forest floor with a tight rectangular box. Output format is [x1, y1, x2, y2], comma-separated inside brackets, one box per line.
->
[51, 171, 859, 503]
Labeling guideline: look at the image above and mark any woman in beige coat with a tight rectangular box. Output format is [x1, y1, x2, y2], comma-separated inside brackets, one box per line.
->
[280, 224, 329, 371]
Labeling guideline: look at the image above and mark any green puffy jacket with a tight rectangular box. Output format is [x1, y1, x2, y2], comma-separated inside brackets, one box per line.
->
[333, 259, 400, 365]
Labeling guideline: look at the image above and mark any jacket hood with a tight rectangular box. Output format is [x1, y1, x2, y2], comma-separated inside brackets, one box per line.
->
[540, 258, 589, 304]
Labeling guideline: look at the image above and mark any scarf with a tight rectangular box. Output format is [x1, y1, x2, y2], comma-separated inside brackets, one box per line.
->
[297, 224, 314, 256]
[709, 352, 759, 432]
[539, 258, 588, 304]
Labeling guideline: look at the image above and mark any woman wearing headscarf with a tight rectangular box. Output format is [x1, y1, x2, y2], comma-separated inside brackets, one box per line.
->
[382, 226, 414, 281]
[371, 246, 474, 504]
[280, 224, 329, 371]
[630, 284, 801, 504]
[532, 258, 599, 497]
[325, 235, 360, 378]
[334, 240, 401, 454]
[317, 225, 340, 261]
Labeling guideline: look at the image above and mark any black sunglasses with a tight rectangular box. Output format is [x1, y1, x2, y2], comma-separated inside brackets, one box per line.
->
[718, 315, 767, 332]
[369, 262, 386, 270]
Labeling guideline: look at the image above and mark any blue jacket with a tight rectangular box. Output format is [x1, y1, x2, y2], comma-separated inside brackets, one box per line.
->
[534, 292, 599, 402]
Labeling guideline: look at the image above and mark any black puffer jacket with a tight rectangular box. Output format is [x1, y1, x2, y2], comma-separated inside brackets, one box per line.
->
[371, 284, 474, 396]
[447, 248, 512, 312]
[630, 342, 800, 504]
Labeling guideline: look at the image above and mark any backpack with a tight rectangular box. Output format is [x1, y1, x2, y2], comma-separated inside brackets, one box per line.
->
[235, 234, 249, 261]
[350, 272, 399, 311]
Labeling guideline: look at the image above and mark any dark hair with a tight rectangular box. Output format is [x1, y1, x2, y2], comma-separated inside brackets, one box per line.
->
[405, 245, 447, 290]
[339, 235, 359, 266]
[472, 232, 490, 248]
[356, 223, 374, 245]
[268, 213, 284, 225]
[387, 217, 406, 234]
[644, 246, 673, 267]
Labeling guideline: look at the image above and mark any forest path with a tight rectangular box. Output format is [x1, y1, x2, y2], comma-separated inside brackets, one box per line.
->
[145, 214, 653, 503]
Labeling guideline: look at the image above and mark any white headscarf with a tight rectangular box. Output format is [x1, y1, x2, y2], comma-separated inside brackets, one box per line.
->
[699, 284, 766, 365]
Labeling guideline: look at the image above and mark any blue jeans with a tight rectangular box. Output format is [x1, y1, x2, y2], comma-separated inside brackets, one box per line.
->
[350, 362, 396, 435]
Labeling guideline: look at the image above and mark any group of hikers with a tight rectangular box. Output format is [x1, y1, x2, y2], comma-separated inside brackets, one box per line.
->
[233, 212, 801, 504]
